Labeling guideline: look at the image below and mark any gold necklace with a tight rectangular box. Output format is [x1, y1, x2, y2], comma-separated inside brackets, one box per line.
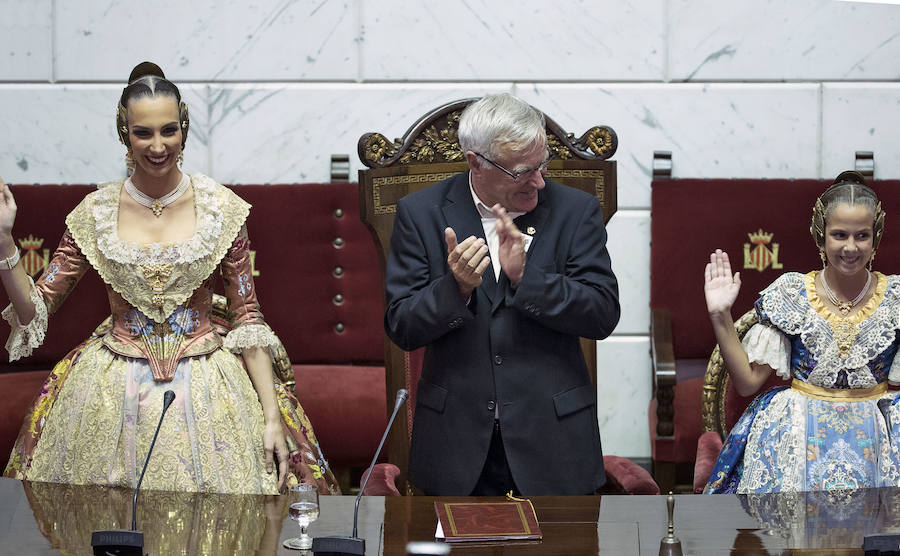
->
[818, 270, 871, 357]
[125, 174, 190, 217]
[820, 270, 871, 317]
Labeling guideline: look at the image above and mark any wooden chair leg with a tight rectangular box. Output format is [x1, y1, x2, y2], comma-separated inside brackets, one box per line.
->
[652, 461, 676, 495]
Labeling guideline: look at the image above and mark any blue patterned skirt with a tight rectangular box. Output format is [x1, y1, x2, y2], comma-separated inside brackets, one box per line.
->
[705, 384, 900, 493]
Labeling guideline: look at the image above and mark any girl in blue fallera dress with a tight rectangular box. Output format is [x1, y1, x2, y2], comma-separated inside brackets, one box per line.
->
[704, 171, 900, 493]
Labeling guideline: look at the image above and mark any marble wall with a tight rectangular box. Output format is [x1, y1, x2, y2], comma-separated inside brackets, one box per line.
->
[2, 0, 899, 458]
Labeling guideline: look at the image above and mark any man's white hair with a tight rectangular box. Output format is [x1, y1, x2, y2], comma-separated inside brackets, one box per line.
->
[458, 93, 546, 168]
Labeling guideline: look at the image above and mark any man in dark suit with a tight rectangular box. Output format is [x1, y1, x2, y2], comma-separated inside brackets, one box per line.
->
[384, 93, 620, 496]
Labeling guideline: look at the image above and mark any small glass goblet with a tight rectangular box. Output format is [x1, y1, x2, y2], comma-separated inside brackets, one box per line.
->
[283, 483, 319, 550]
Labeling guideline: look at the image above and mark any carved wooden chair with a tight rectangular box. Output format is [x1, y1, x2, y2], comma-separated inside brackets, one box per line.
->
[357, 98, 656, 496]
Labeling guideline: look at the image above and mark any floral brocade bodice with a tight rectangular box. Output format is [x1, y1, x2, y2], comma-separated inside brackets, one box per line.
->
[103, 277, 223, 381]
[754, 271, 900, 389]
[9, 174, 278, 381]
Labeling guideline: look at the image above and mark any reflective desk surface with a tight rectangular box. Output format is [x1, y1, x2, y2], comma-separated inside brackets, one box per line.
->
[1, 477, 897, 555]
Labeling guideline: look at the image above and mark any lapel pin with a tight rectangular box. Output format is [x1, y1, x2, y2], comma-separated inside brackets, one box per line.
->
[526, 226, 536, 235]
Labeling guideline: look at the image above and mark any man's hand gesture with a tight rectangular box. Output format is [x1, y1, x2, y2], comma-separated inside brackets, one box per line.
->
[445, 227, 490, 300]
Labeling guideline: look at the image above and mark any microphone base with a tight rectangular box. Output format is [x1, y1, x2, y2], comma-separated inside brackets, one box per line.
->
[91, 529, 144, 555]
[312, 535, 365, 555]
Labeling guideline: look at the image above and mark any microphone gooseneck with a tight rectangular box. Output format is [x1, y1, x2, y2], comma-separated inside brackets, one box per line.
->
[131, 390, 176, 531]
[312, 388, 408, 555]
[353, 388, 408, 539]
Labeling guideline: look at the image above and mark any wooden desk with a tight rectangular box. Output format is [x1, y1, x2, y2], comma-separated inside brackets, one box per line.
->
[1, 478, 897, 555]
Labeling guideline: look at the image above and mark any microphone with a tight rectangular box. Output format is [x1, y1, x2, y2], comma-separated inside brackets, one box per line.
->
[91, 390, 176, 556]
[312, 388, 409, 556]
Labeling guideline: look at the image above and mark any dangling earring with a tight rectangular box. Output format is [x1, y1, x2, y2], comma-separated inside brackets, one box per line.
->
[125, 150, 135, 175]
[177, 152, 184, 168]
[868, 250, 875, 272]
[819, 249, 827, 269]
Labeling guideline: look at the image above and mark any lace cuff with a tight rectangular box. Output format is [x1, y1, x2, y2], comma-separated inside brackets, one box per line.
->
[223, 323, 279, 353]
[2, 281, 49, 361]
[741, 323, 791, 379]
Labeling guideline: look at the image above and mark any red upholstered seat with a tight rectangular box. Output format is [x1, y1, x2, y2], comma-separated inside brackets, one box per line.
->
[650, 177, 900, 493]
[0, 183, 386, 478]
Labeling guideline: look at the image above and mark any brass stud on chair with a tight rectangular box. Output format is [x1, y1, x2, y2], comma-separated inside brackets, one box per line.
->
[333, 237, 344, 248]
[334, 322, 345, 333]
[333, 266, 344, 277]
[333, 208, 344, 219]
[333, 293, 344, 305]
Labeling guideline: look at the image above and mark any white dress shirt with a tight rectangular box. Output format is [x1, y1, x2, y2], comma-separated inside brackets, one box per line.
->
[468, 174, 526, 281]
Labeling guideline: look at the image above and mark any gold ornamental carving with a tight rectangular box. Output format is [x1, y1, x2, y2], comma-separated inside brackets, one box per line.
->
[547, 135, 573, 160]
[361, 133, 399, 167]
[582, 126, 616, 159]
[545, 169, 606, 203]
[372, 172, 459, 215]
[399, 111, 465, 165]
[360, 99, 617, 168]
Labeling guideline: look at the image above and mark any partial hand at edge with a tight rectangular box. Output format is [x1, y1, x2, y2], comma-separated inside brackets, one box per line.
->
[0, 178, 19, 252]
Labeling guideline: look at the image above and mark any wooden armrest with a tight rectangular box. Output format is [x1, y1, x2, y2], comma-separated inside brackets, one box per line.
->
[651, 308, 676, 438]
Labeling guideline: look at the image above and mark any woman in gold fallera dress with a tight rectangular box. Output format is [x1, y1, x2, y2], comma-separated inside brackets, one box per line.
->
[0, 62, 339, 495]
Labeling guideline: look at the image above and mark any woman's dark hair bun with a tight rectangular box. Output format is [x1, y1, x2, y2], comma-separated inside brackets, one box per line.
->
[833, 170, 867, 186]
[128, 61, 166, 84]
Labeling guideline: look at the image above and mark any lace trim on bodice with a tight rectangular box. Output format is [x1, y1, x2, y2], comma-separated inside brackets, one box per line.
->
[66, 174, 250, 323]
[91, 174, 225, 266]
[2, 279, 49, 361]
[757, 272, 899, 388]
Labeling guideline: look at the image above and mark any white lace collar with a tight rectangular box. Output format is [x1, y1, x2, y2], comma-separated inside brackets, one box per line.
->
[759, 272, 900, 388]
[65, 174, 250, 322]
[92, 173, 223, 265]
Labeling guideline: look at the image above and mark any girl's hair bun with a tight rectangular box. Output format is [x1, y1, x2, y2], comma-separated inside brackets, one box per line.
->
[128, 61, 165, 84]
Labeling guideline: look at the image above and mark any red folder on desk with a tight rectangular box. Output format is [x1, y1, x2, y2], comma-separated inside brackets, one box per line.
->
[434, 499, 542, 542]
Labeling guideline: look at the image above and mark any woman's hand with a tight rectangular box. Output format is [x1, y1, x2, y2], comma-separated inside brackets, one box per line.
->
[263, 420, 289, 491]
[0, 178, 18, 247]
[704, 249, 741, 315]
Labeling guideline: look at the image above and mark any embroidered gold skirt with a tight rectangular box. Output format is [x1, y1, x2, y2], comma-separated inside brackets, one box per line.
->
[7, 337, 337, 494]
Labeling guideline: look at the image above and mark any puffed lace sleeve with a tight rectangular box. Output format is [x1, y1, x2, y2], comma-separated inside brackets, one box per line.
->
[741, 323, 791, 379]
[2, 230, 90, 361]
[220, 225, 279, 353]
[2, 277, 49, 361]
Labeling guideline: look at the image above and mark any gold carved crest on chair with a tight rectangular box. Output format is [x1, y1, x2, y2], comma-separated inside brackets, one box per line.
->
[359, 98, 617, 169]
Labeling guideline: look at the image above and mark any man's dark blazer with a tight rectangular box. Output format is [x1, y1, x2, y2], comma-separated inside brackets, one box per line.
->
[384, 171, 620, 495]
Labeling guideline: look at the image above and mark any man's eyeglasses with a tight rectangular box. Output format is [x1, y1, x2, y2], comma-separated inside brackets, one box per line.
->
[476, 152, 551, 182]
